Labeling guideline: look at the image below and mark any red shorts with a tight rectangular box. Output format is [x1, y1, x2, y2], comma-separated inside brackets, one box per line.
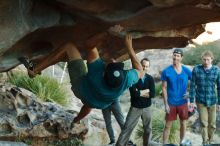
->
[166, 103, 188, 121]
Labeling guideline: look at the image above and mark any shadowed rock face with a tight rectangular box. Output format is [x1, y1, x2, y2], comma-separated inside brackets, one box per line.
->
[0, 0, 220, 72]
[0, 83, 87, 140]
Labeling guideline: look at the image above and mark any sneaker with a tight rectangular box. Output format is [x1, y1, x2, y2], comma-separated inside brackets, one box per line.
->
[209, 140, 214, 144]
[18, 56, 35, 71]
[18, 56, 40, 78]
[127, 140, 136, 146]
[203, 142, 210, 146]
[127, 144, 136, 146]
[107, 140, 115, 145]
[180, 139, 192, 146]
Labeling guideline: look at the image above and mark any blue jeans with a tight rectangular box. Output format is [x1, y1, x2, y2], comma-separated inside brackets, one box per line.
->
[102, 101, 124, 142]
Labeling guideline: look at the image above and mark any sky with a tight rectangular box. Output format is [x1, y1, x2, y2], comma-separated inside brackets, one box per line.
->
[193, 22, 220, 44]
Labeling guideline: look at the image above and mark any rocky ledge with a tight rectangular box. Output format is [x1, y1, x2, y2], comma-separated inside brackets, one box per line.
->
[0, 83, 87, 141]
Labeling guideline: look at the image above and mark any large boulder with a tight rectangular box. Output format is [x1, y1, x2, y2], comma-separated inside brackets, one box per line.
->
[0, 0, 220, 72]
[0, 83, 87, 140]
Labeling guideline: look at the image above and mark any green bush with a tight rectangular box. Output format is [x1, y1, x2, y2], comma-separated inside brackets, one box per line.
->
[155, 83, 162, 97]
[135, 106, 180, 144]
[15, 137, 83, 146]
[8, 72, 68, 106]
[182, 42, 220, 65]
[47, 138, 83, 146]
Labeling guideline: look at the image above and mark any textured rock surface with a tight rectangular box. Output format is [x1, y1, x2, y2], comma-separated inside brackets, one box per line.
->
[0, 141, 27, 146]
[0, 0, 220, 72]
[0, 67, 117, 145]
[0, 83, 88, 140]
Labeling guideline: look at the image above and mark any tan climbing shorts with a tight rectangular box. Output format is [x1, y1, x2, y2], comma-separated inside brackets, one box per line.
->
[67, 59, 87, 99]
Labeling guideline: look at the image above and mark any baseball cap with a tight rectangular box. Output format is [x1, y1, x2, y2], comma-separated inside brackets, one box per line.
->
[104, 62, 125, 88]
[173, 48, 183, 56]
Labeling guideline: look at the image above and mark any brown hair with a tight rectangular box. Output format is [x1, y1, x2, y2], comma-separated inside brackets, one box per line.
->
[141, 58, 150, 64]
[201, 50, 214, 59]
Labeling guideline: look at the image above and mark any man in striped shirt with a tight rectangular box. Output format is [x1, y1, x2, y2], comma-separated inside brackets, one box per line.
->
[189, 50, 220, 145]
